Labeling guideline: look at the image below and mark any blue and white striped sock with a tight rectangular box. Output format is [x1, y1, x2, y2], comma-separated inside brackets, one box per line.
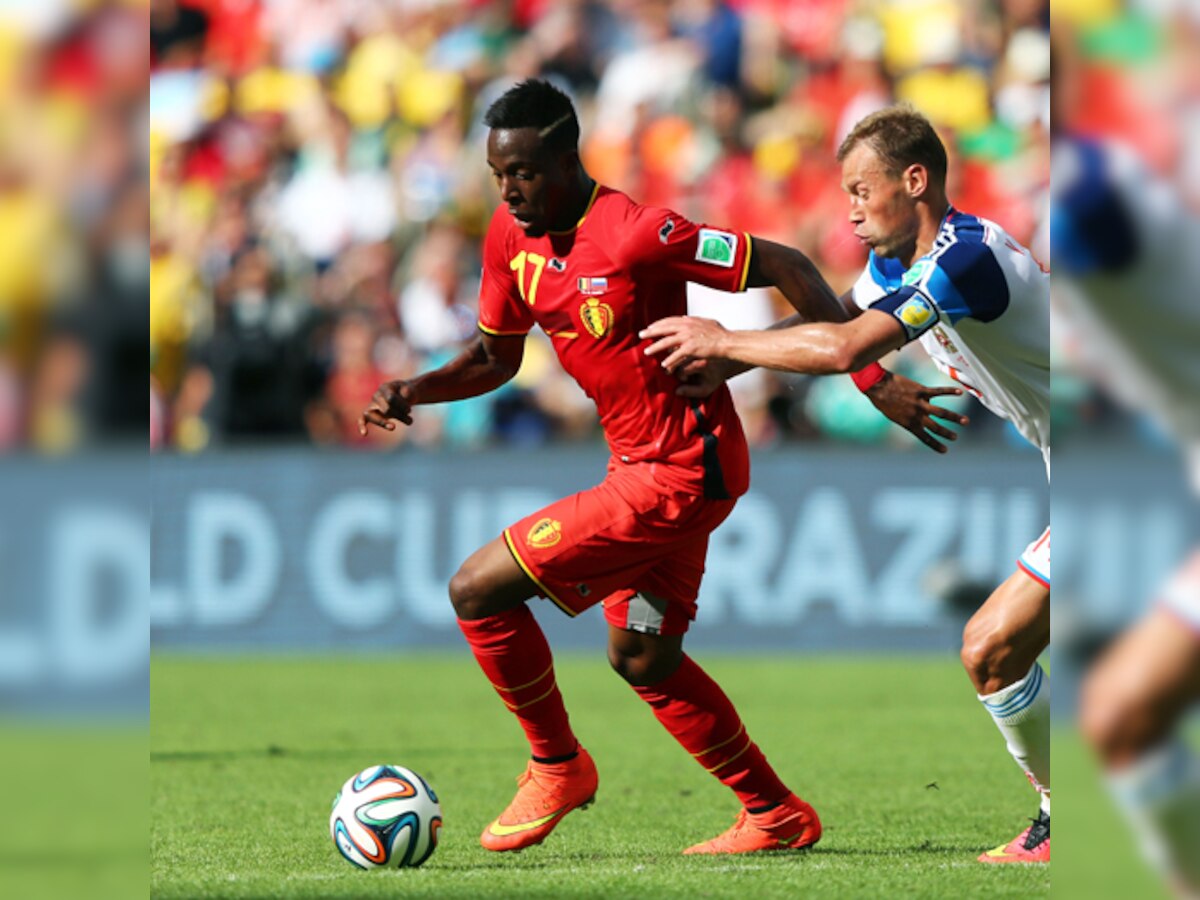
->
[979, 661, 1051, 814]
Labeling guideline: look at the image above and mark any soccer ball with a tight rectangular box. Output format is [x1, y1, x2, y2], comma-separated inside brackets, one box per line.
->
[329, 765, 442, 869]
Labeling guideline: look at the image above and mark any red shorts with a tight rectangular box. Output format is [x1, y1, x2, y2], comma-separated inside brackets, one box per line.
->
[503, 463, 735, 636]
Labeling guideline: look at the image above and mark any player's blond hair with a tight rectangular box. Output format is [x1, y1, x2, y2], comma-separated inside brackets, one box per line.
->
[837, 105, 948, 188]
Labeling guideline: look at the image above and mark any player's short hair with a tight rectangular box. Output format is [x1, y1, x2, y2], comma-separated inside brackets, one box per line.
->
[483, 79, 580, 155]
[837, 106, 948, 188]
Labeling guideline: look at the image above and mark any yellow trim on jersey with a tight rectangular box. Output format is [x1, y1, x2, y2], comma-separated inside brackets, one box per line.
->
[478, 322, 528, 337]
[503, 529, 577, 617]
[547, 182, 601, 235]
[737, 232, 753, 292]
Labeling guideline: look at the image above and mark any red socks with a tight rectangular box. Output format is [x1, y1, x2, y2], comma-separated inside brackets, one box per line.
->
[459, 610, 789, 809]
[457, 606, 578, 760]
[633, 654, 790, 810]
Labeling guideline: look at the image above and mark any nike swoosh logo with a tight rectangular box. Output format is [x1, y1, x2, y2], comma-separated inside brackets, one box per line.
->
[984, 847, 1011, 858]
[777, 833, 803, 846]
[487, 807, 567, 837]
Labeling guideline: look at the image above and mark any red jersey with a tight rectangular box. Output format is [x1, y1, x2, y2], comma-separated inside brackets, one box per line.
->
[478, 185, 752, 498]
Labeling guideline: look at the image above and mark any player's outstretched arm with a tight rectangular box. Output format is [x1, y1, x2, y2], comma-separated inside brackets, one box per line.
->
[745, 238, 848, 325]
[669, 287, 863, 396]
[641, 310, 904, 376]
[640, 312, 968, 452]
[358, 332, 524, 434]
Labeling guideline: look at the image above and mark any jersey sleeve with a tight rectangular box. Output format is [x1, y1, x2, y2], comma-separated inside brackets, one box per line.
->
[477, 208, 534, 337]
[870, 240, 1012, 342]
[849, 267, 878, 311]
[1050, 139, 1140, 275]
[867, 285, 942, 342]
[868, 241, 1011, 342]
[613, 205, 753, 293]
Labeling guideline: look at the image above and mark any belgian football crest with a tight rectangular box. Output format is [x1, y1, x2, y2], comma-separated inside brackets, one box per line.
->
[527, 517, 563, 549]
[579, 298, 614, 339]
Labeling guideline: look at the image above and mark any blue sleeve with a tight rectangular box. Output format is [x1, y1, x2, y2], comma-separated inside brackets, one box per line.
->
[869, 286, 940, 342]
[1051, 141, 1140, 275]
[921, 242, 1010, 324]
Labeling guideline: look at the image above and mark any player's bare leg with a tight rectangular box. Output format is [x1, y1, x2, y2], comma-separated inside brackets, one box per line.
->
[1080, 604, 1200, 895]
[450, 537, 597, 852]
[960, 568, 1051, 863]
[607, 617, 821, 854]
[448, 535, 540, 621]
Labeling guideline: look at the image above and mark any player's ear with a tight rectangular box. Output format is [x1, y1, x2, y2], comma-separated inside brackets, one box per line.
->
[904, 163, 928, 200]
[558, 148, 580, 179]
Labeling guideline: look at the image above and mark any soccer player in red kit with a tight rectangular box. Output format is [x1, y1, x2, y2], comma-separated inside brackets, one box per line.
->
[360, 80, 958, 855]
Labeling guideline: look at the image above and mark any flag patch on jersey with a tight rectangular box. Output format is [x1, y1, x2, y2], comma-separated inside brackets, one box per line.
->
[696, 229, 737, 267]
[578, 276, 608, 295]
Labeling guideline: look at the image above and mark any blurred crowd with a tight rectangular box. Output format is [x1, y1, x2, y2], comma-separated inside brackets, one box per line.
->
[1049, 0, 1200, 460]
[146, 0, 1058, 453]
[0, 1, 146, 452]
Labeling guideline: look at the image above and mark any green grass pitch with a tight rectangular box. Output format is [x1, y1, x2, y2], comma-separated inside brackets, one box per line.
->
[153, 653, 1087, 899]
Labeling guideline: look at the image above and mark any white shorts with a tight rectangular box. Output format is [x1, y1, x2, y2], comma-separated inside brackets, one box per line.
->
[1018, 527, 1050, 588]
[1158, 550, 1200, 635]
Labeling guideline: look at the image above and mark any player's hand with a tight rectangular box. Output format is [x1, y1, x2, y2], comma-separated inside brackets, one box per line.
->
[865, 372, 969, 454]
[674, 357, 738, 398]
[639, 316, 729, 374]
[358, 380, 416, 435]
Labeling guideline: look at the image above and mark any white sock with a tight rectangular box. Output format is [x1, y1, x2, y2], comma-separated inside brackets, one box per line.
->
[1106, 737, 1200, 892]
[978, 661, 1050, 814]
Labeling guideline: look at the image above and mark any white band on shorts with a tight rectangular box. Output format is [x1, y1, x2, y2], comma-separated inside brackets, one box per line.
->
[1018, 527, 1050, 588]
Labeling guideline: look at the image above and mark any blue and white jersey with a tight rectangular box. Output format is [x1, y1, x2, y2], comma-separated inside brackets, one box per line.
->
[1052, 136, 1200, 490]
[851, 208, 1051, 455]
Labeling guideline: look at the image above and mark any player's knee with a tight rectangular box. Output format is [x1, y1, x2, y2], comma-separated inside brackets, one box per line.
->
[607, 644, 633, 679]
[1080, 669, 1145, 765]
[1079, 679, 1120, 760]
[607, 644, 649, 684]
[448, 564, 493, 620]
[959, 623, 993, 687]
[607, 641, 680, 687]
[960, 619, 1007, 694]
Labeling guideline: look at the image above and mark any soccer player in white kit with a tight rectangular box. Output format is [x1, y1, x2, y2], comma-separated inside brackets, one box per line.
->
[641, 105, 1052, 863]
[1053, 114, 1200, 894]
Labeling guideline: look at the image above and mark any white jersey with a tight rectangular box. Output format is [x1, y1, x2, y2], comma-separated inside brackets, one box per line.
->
[851, 208, 1051, 456]
[1051, 137, 1200, 492]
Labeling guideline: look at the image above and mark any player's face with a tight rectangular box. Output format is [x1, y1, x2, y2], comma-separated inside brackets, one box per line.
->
[840, 143, 921, 259]
[486, 128, 574, 236]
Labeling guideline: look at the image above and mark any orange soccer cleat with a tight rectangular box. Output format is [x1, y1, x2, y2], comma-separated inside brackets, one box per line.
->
[479, 747, 598, 852]
[683, 794, 822, 855]
[978, 810, 1050, 864]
